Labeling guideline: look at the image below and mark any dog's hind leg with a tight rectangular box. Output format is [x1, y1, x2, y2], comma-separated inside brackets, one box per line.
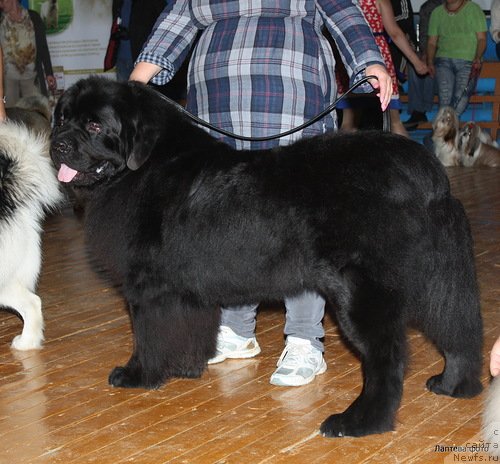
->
[0, 281, 43, 350]
[320, 266, 406, 437]
[109, 294, 220, 389]
[422, 199, 483, 398]
[424, 299, 483, 398]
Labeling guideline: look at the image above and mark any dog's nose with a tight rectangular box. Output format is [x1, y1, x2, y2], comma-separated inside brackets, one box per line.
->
[51, 140, 71, 154]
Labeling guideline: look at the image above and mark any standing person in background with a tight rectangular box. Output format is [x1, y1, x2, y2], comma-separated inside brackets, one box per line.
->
[339, 0, 428, 137]
[105, 0, 166, 82]
[491, 0, 500, 60]
[0, 0, 56, 107]
[403, 0, 442, 129]
[105, 0, 186, 100]
[388, 0, 418, 83]
[106, 0, 134, 82]
[427, 0, 487, 116]
[131, 0, 392, 387]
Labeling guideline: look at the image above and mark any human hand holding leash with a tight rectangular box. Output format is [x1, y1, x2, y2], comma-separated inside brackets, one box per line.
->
[365, 64, 392, 111]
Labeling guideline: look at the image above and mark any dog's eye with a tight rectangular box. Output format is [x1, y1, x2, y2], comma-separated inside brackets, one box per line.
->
[86, 121, 102, 134]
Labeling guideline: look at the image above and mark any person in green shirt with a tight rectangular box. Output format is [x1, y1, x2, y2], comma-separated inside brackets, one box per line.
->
[427, 0, 487, 115]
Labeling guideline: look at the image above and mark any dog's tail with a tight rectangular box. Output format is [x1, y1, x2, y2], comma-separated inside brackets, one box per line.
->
[482, 376, 500, 456]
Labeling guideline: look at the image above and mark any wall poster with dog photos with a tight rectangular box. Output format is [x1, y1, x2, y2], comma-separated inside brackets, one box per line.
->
[28, 0, 113, 92]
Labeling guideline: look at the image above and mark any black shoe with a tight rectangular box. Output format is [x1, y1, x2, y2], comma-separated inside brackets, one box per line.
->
[403, 111, 427, 130]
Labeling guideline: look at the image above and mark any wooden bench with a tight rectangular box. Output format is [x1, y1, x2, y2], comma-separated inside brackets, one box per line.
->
[400, 61, 500, 140]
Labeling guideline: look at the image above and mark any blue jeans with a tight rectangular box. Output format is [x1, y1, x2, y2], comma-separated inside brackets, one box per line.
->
[434, 57, 472, 116]
[221, 291, 325, 352]
[115, 41, 134, 82]
[406, 65, 436, 114]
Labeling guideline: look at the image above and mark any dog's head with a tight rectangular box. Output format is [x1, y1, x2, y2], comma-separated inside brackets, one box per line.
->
[457, 122, 481, 160]
[50, 77, 163, 187]
[432, 106, 459, 142]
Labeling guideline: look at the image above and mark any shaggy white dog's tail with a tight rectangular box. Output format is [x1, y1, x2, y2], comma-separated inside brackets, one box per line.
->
[483, 376, 500, 456]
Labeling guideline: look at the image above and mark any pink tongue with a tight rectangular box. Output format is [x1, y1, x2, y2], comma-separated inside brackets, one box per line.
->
[58, 163, 78, 182]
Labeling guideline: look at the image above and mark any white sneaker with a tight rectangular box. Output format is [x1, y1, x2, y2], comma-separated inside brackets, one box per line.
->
[208, 326, 261, 365]
[270, 336, 327, 386]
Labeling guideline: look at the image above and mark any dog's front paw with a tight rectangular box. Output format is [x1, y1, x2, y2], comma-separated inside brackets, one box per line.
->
[109, 366, 144, 388]
[320, 412, 393, 438]
[320, 414, 349, 438]
[108, 366, 164, 389]
[11, 334, 43, 351]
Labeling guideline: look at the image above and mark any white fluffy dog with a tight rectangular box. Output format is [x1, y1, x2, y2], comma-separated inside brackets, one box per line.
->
[0, 122, 62, 350]
[432, 106, 461, 167]
[458, 121, 500, 168]
[483, 377, 500, 456]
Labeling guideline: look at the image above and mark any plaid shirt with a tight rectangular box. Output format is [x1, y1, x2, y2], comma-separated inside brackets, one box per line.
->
[138, 0, 384, 149]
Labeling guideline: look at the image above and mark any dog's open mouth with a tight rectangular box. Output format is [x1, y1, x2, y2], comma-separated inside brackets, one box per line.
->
[56, 161, 112, 184]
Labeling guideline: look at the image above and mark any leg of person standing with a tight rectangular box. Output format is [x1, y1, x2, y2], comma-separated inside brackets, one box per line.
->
[3, 77, 19, 106]
[208, 304, 261, 364]
[269, 291, 326, 386]
[210, 292, 327, 387]
[452, 58, 473, 116]
[404, 65, 435, 128]
[434, 57, 454, 109]
[5, 76, 40, 106]
[19, 76, 41, 99]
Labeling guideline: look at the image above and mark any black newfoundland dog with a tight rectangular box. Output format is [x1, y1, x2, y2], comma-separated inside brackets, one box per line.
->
[50, 77, 483, 438]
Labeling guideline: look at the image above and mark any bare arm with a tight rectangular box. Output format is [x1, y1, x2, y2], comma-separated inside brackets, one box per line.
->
[377, 0, 428, 75]
[490, 0, 500, 42]
[129, 62, 163, 83]
[472, 31, 487, 70]
[426, 35, 438, 78]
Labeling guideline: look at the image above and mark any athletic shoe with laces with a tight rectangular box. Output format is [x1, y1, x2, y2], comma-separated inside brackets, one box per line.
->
[207, 326, 261, 365]
[270, 336, 327, 387]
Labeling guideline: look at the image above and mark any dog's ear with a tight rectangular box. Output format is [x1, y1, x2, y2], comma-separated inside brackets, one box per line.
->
[126, 128, 160, 170]
[125, 91, 161, 171]
[444, 124, 457, 143]
[468, 137, 481, 159]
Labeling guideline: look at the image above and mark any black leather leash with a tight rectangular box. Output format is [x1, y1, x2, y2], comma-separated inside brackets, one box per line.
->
[149, 75, 391, 141]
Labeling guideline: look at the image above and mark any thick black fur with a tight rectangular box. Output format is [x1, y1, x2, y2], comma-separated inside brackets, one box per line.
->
[50, 77, 483, 438]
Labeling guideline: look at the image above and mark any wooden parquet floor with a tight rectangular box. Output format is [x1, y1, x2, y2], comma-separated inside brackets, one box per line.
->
[0, 166, 498, 464]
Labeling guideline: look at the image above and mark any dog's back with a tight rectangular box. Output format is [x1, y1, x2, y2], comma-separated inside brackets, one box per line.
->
[476, 145, 500, 167]
[6, 95, 52, 137]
